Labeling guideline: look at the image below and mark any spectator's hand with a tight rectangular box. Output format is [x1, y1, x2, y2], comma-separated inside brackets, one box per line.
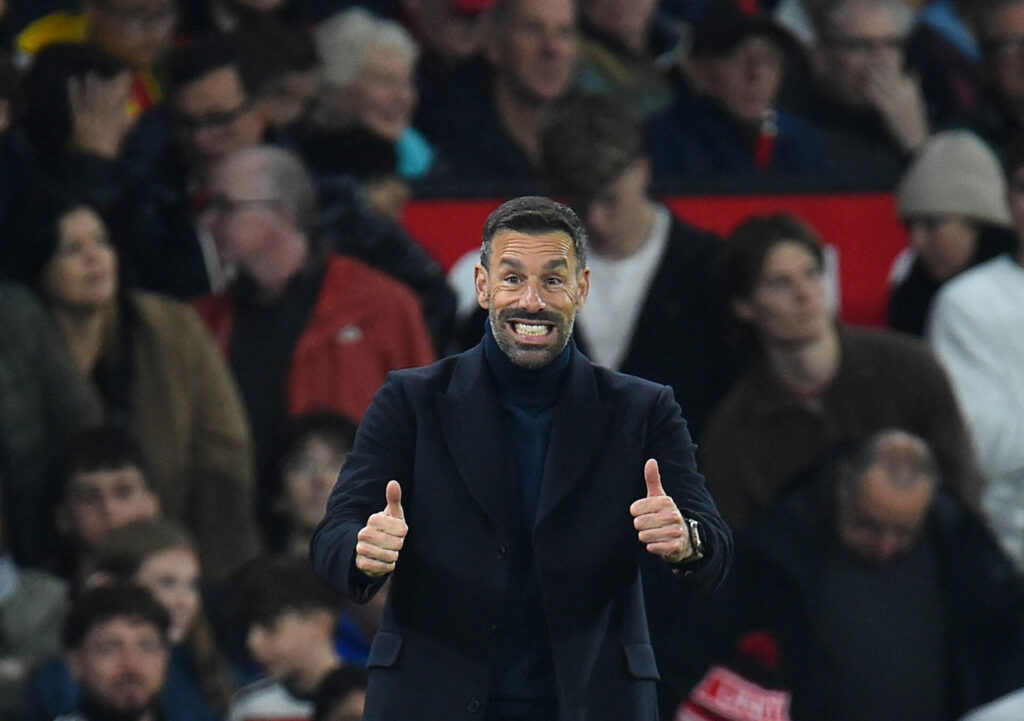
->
[355, 480, 407, 578]
[68, 70, 136, 159]
[865, 66, 930, 153]
[630, 459, 690, 564]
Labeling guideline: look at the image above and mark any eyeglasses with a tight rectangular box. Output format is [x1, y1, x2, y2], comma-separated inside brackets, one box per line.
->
[826, 35, 905, 53]
[200, 194, 284, 217]
[174, 100, 252, 135]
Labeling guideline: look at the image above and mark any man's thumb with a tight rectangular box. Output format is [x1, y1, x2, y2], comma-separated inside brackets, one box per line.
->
[644, 458, 665, 497]
[385, 480, 404, 519]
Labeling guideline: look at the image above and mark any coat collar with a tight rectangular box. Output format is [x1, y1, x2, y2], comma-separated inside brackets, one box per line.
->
[438, 342, 612, 532]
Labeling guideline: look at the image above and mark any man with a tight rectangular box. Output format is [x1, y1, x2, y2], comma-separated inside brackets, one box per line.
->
[784, 0, 928, 184]
[52, 426, 162, 582]
[646, 4, 828, 179]
[711, 429, 1024, 720]
[700, 213, 980, 529]
[540, 94, 733, 439]
[228, 556, 346, 721]
[927, 139, 1024, 570]
[311, 196, 732, 720]
[193, 145, 434, 532]
[415, 0, 579, 182]
[58, 584, 171, 721]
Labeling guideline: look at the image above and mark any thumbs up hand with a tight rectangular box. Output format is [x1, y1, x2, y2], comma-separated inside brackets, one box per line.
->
[355, 480, 408, 578]
[629, 459, 690, 564]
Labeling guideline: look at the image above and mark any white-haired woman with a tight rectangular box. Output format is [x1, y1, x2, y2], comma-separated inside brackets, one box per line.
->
[312, 6, 434, 180]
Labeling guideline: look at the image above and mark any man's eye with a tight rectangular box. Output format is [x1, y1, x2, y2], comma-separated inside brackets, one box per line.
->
[503, 275, 521, 284]
[545, 277, 564, 286]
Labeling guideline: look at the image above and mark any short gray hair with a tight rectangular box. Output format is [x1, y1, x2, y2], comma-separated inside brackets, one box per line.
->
[225, 145, 318, 234]
[315, 6, 419, 88]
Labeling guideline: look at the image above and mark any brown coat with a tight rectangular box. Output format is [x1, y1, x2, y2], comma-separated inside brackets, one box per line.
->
[699, 325, 981, 530]
[89, 292, 263, 580]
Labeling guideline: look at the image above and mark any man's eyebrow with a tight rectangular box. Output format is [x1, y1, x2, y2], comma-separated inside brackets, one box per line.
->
[496, 258, 569, 271]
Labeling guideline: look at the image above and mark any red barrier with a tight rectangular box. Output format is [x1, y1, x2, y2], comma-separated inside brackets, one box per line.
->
[401, 193, 908, 327]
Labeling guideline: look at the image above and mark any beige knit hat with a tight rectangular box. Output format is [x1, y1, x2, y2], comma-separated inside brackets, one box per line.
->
[897, 130, 1012, 227]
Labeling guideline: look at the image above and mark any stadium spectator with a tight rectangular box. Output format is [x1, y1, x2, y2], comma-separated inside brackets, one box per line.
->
[415, 0, 579, 184]
[927, 138, 1024, 570]
[888, 129, 1015, 335]
[8, 192, 262, 581]
[646, 3, 828, 181]
[700, 213, 980, 529]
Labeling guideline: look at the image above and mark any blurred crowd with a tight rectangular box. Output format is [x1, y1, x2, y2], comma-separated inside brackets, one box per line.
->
[2, 0, 1024, 719]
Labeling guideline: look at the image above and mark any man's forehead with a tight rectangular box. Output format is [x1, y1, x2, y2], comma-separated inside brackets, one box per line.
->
[854, 467, 933, 521]
[492, 229, 576, 262]
[175, 66, 245, 108]
[86, 616, 163, 643]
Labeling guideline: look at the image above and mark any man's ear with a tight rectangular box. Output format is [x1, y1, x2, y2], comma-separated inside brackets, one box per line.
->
[474, 264, 490, 310]
[575, 267, 590, 311]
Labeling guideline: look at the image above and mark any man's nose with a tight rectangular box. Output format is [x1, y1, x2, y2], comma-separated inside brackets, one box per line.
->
[518, 279, 546, 311]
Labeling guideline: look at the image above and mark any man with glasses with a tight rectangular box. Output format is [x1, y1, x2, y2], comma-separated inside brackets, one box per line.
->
[193, 144, 435, 535]
[784, 0, 928, 184]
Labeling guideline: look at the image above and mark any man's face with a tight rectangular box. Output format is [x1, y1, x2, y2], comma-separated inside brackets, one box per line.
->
[698, 36, 784, 126]
[85, 0, 178, 68]
[61, 466, 160, 549]
[579, 159, 651, 254]
[733, 241, 830, 347]
[984, 2, 1024, 114]
[817, 3, 905, 107]
[67, 618, 168, 716]
[172, 66, 266, 177]
[836, 466, 933, 564]
[201, 155, 286, 274]
[475, 228, 589, 369]
[486, 0, 578, 105]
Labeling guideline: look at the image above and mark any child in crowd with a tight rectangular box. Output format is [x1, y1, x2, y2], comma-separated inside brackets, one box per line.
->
[229, 555, 346, 721]
[270, 412, 357, 556]
[49, 426, 161, 583]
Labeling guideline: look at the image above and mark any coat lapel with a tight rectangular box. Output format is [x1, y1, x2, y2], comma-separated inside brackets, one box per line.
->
[536, 349, 611, 526]
[437, 345, 511, 531]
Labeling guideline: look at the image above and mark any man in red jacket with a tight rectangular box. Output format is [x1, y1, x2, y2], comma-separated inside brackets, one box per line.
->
[193, 144, 434, 532]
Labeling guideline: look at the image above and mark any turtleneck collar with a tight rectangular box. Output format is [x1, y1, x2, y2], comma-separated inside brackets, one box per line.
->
[482, 320, 572, 409]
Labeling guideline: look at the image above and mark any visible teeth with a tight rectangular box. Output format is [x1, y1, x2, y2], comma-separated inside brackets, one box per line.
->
[513, 323, 549, 336]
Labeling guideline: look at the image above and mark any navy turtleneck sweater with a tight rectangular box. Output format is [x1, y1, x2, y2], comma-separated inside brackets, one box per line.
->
[482, 324, 571, 716]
